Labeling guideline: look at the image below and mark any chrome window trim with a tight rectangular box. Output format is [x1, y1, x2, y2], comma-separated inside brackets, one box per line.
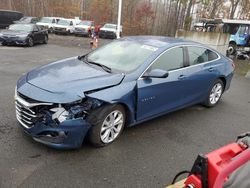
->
[138, 44, 221, 80]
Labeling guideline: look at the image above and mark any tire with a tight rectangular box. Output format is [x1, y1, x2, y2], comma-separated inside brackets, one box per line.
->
[27, 37, 34, 47]
[203, 79, 224, 107]
[227, 43, 236, 55]
[87, 104, 126, 147]
[43, 35, 48, 44]
[48, 27, 53, 33]
[2, 42, 7, 46]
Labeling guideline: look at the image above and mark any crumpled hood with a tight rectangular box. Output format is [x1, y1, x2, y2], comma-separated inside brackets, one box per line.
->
[17, 57, 124, 103]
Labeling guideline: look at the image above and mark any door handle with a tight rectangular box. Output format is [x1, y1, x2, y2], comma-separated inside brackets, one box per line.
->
[178, 75, 186, 80]
[207, 67, 215, 72]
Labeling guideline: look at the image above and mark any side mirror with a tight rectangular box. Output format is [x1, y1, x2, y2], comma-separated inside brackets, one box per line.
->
[143, 69, 169, 79]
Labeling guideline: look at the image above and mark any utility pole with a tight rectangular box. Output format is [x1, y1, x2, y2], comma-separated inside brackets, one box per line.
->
[116, 0, 122, 39]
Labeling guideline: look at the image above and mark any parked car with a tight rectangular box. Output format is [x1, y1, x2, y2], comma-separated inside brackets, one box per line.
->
[0, 24, 48, 47]
[54, 18, 80, 35]
[228, 23, 250, 55]
[0, 10, 23, 29]
[36, 17, 61, 33]
[15, 36, 234, 149]
[14, 16, 39, 24]
[99, 23, 122, 39]
[74, 20, 101, 37]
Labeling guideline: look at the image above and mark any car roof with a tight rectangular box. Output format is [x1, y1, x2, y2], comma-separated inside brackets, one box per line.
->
[22, 16, 37, 18]
[105, 23, 117, 26]
[122, 36, 200, 48]
[42, 17, 62, 19]
[11, 23, 35, 26]
[60, 18, 75, 21]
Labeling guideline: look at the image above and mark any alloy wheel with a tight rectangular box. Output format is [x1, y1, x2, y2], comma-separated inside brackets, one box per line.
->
[100, 110, 124, 144]
[28, 37, 34, 47]
[209, 83, 223, 105]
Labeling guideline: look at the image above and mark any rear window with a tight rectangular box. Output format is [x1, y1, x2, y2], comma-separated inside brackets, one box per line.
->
[187, 46, 218, 65]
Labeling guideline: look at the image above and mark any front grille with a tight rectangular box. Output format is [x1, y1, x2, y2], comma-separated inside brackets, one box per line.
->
[3, 36, 18, 40]
[75, 28, 86, 32]
[15, 93, 53, 129]
[55, 27, 66, 31]
[100, 30, 114, 35]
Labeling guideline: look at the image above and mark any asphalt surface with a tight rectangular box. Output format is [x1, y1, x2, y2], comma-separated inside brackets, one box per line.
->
[0, 40, 250, 188]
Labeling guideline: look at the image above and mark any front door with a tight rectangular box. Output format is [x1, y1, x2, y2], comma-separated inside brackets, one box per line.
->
[136, 47, 187, 121]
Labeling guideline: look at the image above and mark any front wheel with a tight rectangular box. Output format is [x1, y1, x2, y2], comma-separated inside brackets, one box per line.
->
[87, 104, 126, 147]
[227, 43, 236, 55]
[48, 27, 53, 33]
[203, 79, 224, 107]
[43, 35, 48, 44]
[27, 37, 34, 47]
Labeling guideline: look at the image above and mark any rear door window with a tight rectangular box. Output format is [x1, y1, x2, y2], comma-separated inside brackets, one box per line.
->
[187, 46, 218, 66]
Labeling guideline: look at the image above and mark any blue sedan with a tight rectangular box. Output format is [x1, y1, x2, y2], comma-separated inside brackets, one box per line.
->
[15, 36, 234, 149]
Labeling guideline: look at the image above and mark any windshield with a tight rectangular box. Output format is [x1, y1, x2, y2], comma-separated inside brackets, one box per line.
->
[19, 17, 31, 23]
[39, 17, 52, 23]
[87, 40, 157, 72]
[103, 24, 117, 29]
[8, 24, 33, 32]
[57, 19, 70, 26]
[79, 21, 91, 26]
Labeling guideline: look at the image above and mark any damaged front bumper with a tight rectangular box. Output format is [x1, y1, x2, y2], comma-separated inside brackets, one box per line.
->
[15, 90, 98, 149]
[18, 118, 91, 149]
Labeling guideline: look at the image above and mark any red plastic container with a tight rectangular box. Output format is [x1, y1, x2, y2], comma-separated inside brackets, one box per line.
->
[184, 142, 250, 188]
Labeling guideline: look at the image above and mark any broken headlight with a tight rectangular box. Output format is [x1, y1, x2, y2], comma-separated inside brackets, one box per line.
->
[50, 106, 69, 123]
[50, 98, 103, 124]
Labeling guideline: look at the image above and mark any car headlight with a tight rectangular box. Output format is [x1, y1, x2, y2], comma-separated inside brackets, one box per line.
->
[49, 98, 103, 124]
[50, 107, 69, 123]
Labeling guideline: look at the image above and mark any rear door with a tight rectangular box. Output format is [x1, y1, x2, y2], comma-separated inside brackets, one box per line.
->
[181, 46, 221, 104]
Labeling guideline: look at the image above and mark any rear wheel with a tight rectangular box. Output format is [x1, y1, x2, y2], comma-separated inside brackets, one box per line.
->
[203, 79, 224, 107]
[87, 104, 126, 147]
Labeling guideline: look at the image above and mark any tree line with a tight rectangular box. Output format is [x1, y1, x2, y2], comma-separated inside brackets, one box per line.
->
[1, 0, 249, 36]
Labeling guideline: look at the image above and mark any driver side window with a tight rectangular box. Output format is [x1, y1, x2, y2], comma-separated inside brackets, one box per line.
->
[151, 47, 184, 71]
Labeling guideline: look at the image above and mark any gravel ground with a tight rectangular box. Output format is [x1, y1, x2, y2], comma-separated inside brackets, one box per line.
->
[48, 33, 112, 49]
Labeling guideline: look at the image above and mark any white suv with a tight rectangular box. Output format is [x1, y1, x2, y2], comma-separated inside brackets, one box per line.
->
[54, 18, 80, 35]
[99, 23, 122, 39]
[36, 17, 61, 33]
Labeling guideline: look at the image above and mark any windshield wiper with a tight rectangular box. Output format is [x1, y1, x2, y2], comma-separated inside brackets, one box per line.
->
[88, 61, 112, 73]
[79, 55, 112, 73]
